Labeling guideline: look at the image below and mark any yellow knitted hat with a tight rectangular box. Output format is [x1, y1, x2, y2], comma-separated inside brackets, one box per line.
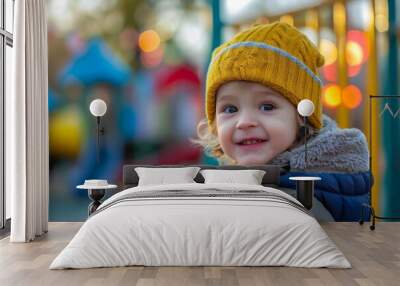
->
[205, 22, 325, 130]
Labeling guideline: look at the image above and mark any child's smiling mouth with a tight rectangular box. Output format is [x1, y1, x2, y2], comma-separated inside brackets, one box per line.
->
[236, 137, 268, 146]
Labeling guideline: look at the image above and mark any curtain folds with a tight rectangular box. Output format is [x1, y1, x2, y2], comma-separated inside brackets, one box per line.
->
[8, 0, 49, 242]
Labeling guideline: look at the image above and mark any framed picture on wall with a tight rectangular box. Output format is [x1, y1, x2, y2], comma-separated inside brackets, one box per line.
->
[364, 95, 400, 229]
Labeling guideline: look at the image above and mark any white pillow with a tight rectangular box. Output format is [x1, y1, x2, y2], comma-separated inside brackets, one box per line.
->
[200, 169, 266, 185]
[135, 167, 200, 186]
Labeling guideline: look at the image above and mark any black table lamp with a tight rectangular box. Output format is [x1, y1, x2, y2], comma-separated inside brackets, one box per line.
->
[89, 99, 107, 163]
[290, 99, 319, 210]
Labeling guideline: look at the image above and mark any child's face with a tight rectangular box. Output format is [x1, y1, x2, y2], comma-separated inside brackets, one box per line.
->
[215, 81, 300, 165]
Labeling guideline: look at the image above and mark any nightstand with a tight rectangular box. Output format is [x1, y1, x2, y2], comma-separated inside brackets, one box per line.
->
[289, 176, 321, 210]
[77, 182, 117, 216]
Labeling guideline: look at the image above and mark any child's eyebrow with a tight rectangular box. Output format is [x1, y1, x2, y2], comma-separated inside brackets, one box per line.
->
[255, 91, 279, 100]
[216, 94, 237, 101]
[253, 90, 278, 96]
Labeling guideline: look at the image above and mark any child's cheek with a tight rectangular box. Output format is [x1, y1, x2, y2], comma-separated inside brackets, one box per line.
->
[262, 113, 296, 137]
[268, 110, 297, 126]
[216, 120, 234, 152]
[269, 119, 298, 146]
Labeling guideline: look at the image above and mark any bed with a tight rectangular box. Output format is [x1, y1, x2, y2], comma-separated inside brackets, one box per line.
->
[50, 165, 350, 269]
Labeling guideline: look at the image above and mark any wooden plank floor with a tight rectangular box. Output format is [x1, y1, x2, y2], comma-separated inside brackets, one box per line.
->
[0, 222, 398, 286]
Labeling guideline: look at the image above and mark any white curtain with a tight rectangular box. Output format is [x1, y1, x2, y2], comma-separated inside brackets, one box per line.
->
[7, 0, 49, 242]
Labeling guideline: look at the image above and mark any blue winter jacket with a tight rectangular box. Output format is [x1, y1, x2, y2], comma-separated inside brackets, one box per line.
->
[279, 171, 372, 221]
[268, 115, 371, 221]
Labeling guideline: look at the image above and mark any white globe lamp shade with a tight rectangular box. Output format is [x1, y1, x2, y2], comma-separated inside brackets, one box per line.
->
[90, 99, 107, 117]
[297, 99, 315, 117]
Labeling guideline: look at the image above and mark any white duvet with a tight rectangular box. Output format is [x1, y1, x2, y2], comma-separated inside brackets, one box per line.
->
[50, 183, 351, 269]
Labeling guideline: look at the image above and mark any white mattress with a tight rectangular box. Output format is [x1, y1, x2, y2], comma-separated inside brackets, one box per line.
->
[50, 183, 350, 269]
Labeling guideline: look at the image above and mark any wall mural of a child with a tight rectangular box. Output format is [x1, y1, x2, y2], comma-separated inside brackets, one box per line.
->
[195, 22, 371, 222]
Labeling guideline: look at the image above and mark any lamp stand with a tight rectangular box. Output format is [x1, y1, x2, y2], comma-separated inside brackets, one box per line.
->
[96, 117, 100, 163]
[95, 117, 105, 164]
[303, 116, 308, 169]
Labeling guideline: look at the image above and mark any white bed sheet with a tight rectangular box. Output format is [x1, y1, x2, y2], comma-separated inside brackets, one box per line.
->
[50, 183, 350, 269]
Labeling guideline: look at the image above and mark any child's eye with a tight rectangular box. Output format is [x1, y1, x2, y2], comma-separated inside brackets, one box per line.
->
[222, 105, 238, 113]
[260, 103, 274, 111]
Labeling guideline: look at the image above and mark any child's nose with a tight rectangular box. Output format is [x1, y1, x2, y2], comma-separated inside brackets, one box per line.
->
[236, 112, 258, 129]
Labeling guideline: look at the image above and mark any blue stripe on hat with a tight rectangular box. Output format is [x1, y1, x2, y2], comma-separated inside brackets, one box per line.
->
[211, 41, 323, 86]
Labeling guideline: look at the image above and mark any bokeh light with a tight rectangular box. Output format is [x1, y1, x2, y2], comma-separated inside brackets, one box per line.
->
[346, 30, 369, 77]
[319, 39, 337, 66]
[342, 84, 362, 109]
[49, 107, 83, 158]
[138, 29, 161, 53]
[376, 14, 389, 32]
[323, 84, 341, 108]
[347, 30, 369, 63]
[346, 41, 363, 66]
[322, 62, 337, 82]
[375, 0, 389, 33]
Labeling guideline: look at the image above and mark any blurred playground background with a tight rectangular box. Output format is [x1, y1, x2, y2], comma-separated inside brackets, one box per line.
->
[47, 0, 400, 221]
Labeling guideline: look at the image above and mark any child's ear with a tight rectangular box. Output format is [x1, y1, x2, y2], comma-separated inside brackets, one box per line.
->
[197, 118, 210, 137]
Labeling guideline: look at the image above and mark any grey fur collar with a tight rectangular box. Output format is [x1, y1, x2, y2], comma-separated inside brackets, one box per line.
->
[270, 115, 369, 173]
